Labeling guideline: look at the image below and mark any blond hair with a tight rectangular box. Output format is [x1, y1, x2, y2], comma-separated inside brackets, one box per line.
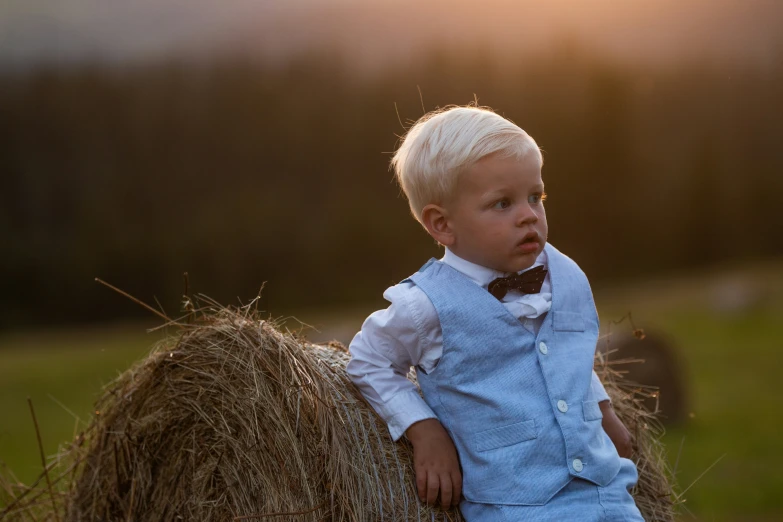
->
[390, 105, 542, 223]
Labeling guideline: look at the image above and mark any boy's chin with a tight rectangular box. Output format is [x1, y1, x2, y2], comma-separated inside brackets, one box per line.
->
[489, 257, 538, 274]
[454, 247, 542, 273]
[505, 251, 542, 273]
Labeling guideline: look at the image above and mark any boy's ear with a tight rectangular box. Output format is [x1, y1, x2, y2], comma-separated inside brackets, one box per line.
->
[420, 204, 456, 247]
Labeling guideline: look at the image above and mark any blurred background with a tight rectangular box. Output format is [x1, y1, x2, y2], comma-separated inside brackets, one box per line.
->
[1, 0, 781, 520]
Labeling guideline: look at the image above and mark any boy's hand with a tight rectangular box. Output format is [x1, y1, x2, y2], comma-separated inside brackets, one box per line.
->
[405, 418, 463, 508]
[600, 400, 633, 458]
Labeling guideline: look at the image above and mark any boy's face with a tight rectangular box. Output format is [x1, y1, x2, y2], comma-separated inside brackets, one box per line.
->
[444, 152, 548, 273]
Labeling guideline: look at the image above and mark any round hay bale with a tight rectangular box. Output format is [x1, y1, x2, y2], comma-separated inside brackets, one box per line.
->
[2, 302, 678, 521]
[64, 311, 453, 522]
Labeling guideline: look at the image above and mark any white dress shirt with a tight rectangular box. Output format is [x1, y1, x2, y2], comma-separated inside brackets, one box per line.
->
[347, 248, 610, 441]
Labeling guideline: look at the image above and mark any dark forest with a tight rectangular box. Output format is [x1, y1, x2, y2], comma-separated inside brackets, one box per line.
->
[2, 48, 781, 328]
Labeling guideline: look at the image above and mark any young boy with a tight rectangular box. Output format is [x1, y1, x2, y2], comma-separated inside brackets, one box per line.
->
[347, 105, 644, 521]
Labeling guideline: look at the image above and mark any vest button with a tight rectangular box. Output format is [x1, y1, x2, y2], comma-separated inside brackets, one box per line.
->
[573, 459, 584, 472]
[539, 342, 548, 355]
[557, 400, 568, 413]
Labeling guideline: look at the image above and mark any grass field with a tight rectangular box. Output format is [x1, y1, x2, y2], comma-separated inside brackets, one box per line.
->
[0, 322, 166, 487]
[595, 260, 783, 522]
[1, 261, 781, 521]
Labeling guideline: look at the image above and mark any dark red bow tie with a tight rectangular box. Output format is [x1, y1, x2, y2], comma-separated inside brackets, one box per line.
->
[487, 265, 547, 300]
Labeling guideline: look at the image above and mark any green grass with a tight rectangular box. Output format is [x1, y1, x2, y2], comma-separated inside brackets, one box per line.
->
[595, 260, 783, 521]
[632, 308, 781, 521]
[1, 262, 781, 520]
[0, 322, 165, 486]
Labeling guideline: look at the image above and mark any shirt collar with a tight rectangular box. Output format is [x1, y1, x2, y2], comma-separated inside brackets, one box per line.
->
[440, 247, 549, 288]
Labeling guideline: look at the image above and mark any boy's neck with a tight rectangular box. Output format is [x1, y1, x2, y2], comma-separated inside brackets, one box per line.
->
[441, 247, 548, 287]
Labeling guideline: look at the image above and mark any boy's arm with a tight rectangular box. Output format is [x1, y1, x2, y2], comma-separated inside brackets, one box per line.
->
[346, 283, 440, 440]
[592, 372, 633, 458]
[347, 308, 440, 441]
[347, 283, 462, 507]
[600, 401, 633, 458]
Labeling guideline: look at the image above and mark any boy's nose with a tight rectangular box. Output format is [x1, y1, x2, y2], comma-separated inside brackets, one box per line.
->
[516, 204, 538, 225]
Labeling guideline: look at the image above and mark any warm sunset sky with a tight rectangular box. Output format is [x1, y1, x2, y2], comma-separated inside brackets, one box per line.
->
[1, 0, 781, 69]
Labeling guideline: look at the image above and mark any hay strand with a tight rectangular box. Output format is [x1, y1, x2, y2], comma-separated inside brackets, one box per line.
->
[26, 398, 60, 522]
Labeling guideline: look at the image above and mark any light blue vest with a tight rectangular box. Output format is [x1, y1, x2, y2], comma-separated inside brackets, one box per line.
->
[406, 243, 621, 506]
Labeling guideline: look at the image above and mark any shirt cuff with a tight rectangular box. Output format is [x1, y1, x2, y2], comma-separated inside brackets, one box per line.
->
[382, 389, 438, 441]
[591, 370, 611, 403]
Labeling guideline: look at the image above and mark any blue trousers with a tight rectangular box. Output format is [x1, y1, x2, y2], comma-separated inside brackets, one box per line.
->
[459, 458, 645, 522]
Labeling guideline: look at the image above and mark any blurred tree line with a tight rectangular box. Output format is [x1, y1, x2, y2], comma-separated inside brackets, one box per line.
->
[1, 47, 781, 328]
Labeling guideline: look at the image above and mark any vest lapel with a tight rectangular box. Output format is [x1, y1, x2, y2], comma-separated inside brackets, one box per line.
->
[539, 242, 564, 333]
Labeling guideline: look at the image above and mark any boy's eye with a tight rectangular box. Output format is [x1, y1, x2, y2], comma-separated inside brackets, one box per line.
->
[492, 198, 511, 210]
[528, 192, 547, 204]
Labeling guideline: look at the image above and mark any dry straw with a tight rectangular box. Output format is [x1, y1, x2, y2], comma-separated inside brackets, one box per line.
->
[0, 295, 677, 521]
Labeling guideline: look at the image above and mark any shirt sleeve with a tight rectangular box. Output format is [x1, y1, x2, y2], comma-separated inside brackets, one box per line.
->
[346, 282, 439, 441]
[591, 370, 611, 403]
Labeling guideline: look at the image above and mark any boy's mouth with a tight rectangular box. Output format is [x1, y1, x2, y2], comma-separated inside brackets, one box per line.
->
[516, 233, 540, 252]
[519, 232, 539, 246]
